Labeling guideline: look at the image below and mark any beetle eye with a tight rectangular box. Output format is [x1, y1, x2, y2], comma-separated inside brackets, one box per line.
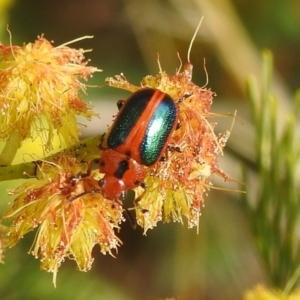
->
[98, 178, 105, 187]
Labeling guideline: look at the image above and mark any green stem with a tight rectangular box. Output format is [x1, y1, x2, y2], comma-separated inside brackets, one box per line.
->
[0, 130, 22, 165]
[0, 134, 101, 181]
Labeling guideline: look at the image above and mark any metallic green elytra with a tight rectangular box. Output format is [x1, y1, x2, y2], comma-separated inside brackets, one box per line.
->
[107, 88, 178, 166]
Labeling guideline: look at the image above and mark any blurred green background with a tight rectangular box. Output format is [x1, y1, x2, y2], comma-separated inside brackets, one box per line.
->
[1, 0, 300, 299]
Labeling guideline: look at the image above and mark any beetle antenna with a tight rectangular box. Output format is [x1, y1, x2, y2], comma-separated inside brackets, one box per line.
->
[124, 207, 137, 229]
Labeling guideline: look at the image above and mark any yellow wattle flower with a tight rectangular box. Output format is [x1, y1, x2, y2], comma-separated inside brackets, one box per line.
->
[0, 35, 100, 164]
[2, 154, 122, 286]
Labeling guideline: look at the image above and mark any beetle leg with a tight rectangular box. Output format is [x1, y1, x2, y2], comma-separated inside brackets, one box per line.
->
[86, 159, 98, 175]
[167, 144, 182, 153]
[133, 187, 149, 217]
[66, 159, 100, 202]
[160, 144, 182, 161]
[178, 92, 192, 103]
[123, 207, 137, 229]
[133, 182, 147, 206]
[117, 99, 126, 110]
[99, 133, 107, 150]
[68, 188, 102, 202]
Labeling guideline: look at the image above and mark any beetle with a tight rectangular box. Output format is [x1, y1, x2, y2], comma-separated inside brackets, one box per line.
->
[98, 88, 179, 200]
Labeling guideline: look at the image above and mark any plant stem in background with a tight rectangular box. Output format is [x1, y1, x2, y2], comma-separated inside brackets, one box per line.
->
[245, 50, 300, 293]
